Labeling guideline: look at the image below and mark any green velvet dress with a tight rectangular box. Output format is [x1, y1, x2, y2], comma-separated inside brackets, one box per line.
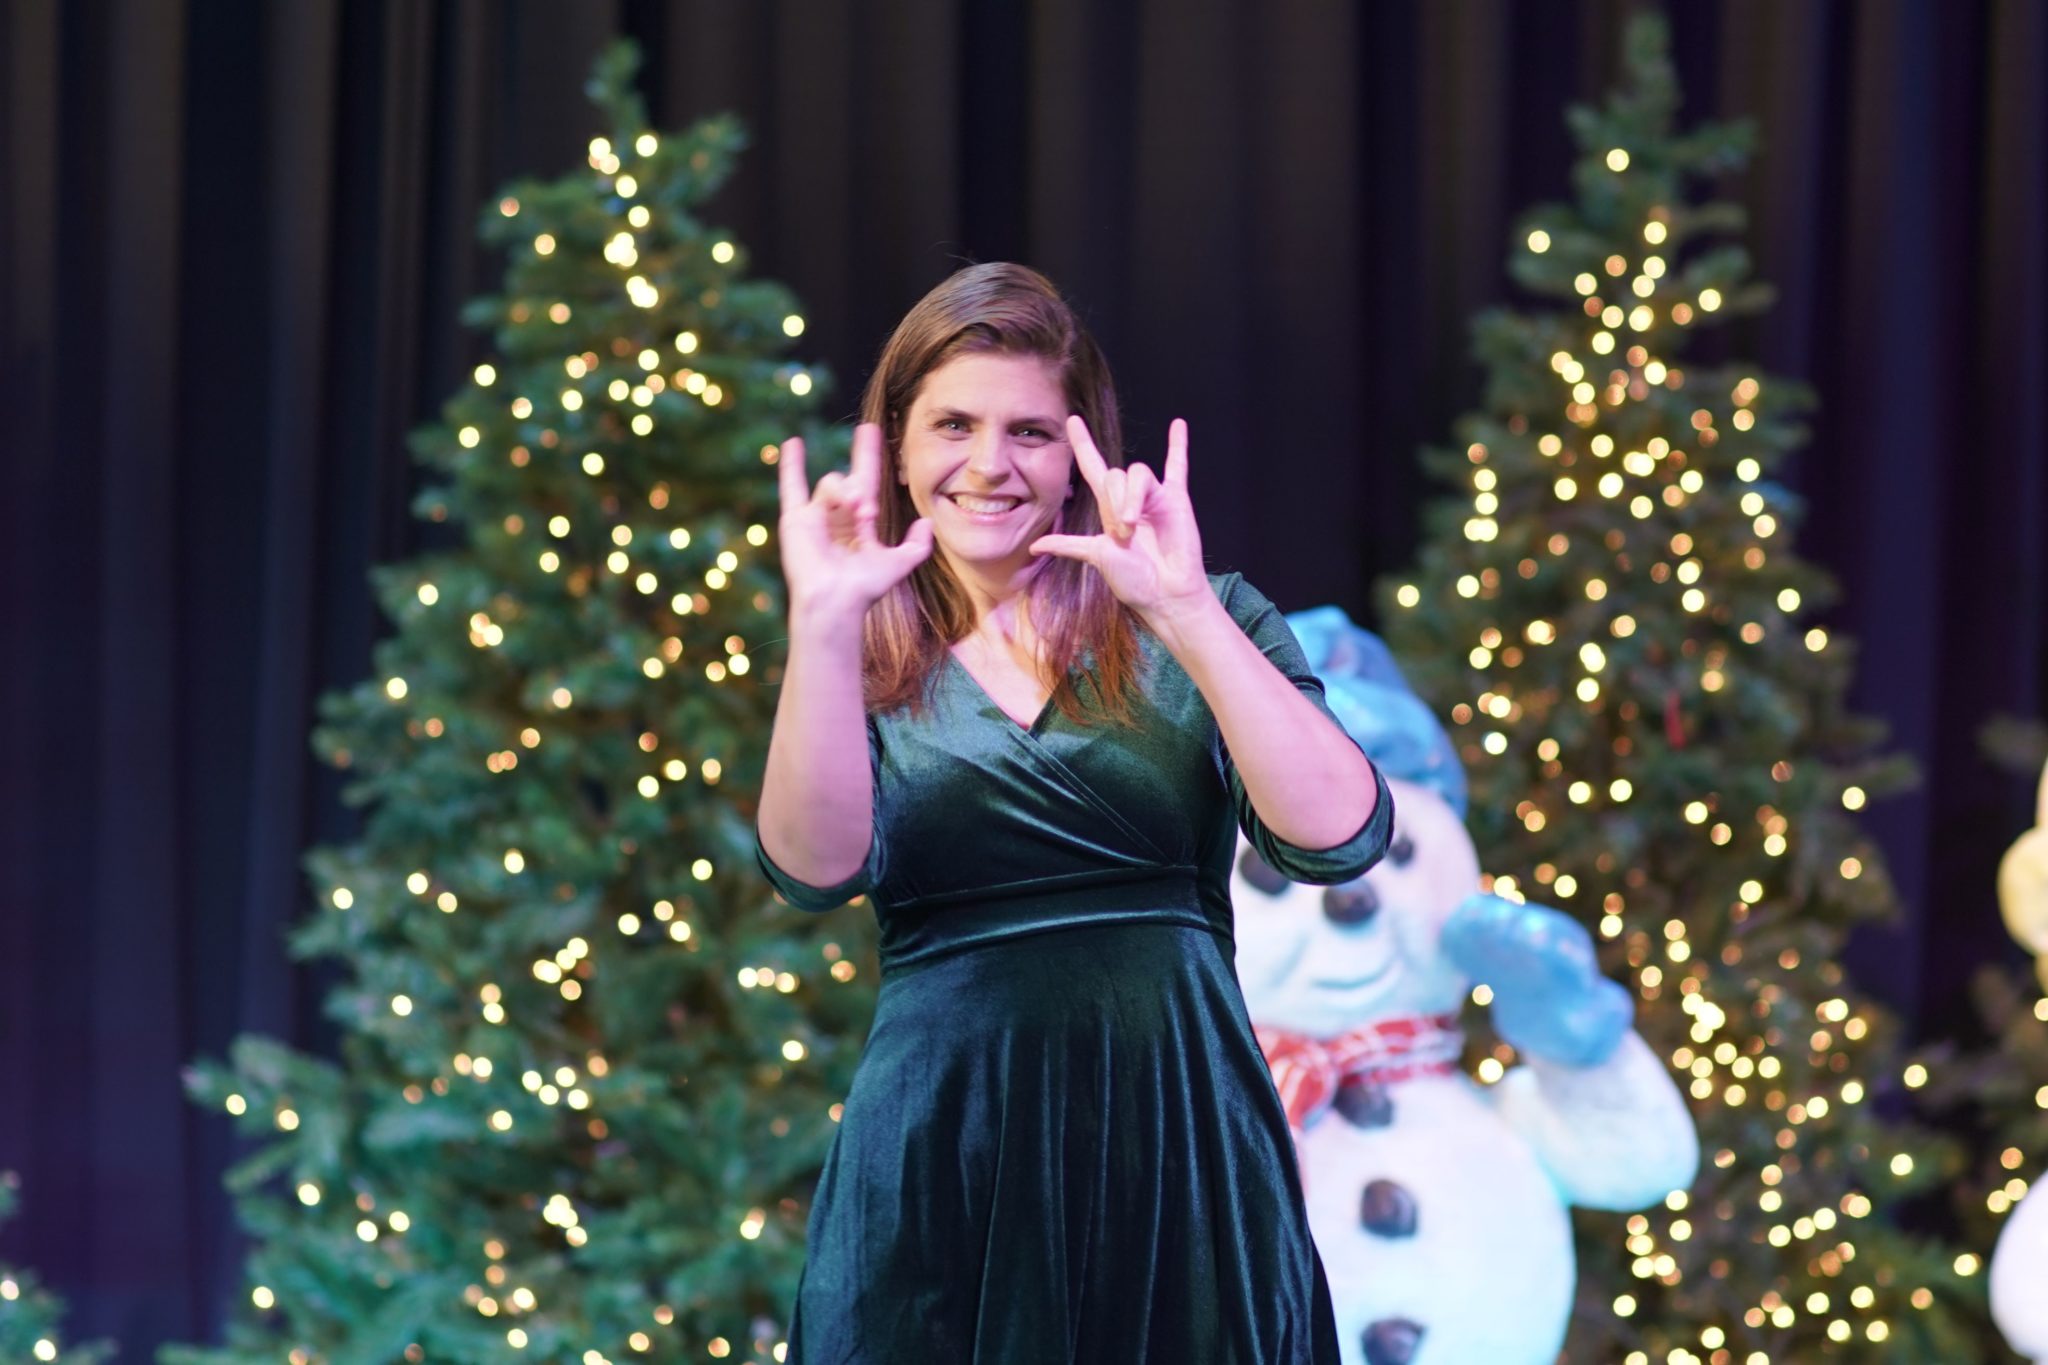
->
[755, 573, 1394, 1364]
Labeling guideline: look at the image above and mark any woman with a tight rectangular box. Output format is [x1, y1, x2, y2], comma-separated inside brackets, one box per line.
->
[755, 262, 1392, 1363]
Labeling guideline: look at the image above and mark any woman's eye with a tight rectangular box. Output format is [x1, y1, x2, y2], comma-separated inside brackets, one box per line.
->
[1015, 426, 1051, 442]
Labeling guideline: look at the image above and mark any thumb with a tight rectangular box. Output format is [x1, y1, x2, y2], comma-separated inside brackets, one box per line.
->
[886, 518, 936, 571]
[1029, 533, 1103, 568]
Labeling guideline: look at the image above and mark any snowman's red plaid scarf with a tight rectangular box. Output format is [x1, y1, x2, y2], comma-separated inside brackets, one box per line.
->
[1254, 1013, 1466, 1133]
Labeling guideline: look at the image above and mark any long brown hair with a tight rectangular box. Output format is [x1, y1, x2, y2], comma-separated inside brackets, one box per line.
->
[859, 263, 1140, 724]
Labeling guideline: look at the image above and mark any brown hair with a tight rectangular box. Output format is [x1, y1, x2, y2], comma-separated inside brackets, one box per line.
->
[859, 262, 1140, 724]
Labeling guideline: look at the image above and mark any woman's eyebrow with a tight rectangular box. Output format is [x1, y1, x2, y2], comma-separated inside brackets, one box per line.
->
[928, 406, 1065, 429]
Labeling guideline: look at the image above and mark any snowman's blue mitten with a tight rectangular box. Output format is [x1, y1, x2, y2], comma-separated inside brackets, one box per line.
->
[1442, 892, 1633, 1068]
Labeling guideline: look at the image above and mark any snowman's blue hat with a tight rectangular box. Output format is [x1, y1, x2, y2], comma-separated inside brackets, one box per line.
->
[1285, 606, 1468, 818]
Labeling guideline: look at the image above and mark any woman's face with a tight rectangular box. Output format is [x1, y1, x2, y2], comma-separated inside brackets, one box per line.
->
[896, 350, 1076, 581]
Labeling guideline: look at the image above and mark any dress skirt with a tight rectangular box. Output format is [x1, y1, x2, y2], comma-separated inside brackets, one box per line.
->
[787, 919, 1342, 1365]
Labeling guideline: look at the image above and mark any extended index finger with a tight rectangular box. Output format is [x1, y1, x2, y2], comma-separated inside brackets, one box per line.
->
[848, 423, 884, 501]
[1065, 415, 1124, 538]
[1065, 414, 1112, 494]
[777, 436, 811, 512]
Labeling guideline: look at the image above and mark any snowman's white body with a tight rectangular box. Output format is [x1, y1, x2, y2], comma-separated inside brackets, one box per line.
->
[1991, 758, 2048, 1363]
[1235, 776, 1697, 1365]
[1993, 1189, 2048, 1361]
[1300, 1072, 1572, 1361]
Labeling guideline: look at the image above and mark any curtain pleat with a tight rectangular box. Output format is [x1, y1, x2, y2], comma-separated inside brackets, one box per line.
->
[87, 0, 192, 1344]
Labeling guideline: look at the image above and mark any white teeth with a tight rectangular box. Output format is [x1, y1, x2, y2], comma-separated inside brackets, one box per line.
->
[950, 494, 1021, 514]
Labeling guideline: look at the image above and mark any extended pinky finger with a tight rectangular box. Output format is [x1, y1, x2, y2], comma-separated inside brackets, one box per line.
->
[777, 438, 811, 511]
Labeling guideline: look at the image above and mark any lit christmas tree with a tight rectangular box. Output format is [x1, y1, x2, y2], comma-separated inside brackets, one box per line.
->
[171, 44, 866, 1365]
[0, 1174, 113, 1364]
[1380, 16, 2002, 1363]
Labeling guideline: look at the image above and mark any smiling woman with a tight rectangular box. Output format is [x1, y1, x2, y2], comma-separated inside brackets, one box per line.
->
[859, 263, 1142, 725]
[753, 261, 1390, 1363]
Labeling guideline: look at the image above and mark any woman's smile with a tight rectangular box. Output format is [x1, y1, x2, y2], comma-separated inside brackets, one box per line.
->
[945, 491, 1028, 520]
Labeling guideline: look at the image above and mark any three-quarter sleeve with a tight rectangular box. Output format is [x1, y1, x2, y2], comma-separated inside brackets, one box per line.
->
[1213, 574, 1395, 885]
[753, 715, 888, 912]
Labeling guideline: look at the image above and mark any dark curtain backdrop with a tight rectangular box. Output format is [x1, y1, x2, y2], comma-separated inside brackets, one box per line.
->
[3, 0, 2044, 1355]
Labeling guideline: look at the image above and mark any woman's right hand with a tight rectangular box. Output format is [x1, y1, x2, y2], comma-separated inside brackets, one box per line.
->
[777, 422, 934, 624]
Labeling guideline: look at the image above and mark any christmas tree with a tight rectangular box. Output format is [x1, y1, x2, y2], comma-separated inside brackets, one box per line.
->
[0, 1174, 114, 1364]
[172, 44, 867, 1365]
[1380, 16, 2002, 1363]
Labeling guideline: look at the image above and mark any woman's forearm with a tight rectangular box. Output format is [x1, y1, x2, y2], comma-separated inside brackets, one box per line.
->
[757, 603, 875, 887]
[1145, 594, 1378, 850]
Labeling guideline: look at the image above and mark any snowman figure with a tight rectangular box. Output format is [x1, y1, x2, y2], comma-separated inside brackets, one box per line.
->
[1991, 755, 2048, 1362]
[1235, 609, 1699, 1365]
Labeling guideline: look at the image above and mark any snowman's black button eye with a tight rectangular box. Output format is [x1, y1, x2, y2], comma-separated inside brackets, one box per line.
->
[1323, 880, 1380, 927]
[1237, 846, 1292, 896]
[1387, 833, 1415, 867]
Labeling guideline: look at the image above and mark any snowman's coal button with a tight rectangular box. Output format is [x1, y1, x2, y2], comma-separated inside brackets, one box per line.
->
[1360, 1179, 1418, 1237]
[1333, 1078, 1394, 1128]
[1237, 846, 1292, 896]
[1362, 1317, 1424, 1365]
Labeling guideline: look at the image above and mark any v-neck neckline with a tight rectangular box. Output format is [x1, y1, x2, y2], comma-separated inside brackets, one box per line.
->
[945, 650, 1058, 736]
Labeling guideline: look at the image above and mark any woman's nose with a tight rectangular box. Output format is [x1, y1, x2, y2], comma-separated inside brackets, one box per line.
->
[964, 434, 1013, 479]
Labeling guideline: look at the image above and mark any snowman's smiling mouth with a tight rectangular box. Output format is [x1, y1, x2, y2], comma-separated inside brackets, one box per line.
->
[1310, 958, 1399, 992]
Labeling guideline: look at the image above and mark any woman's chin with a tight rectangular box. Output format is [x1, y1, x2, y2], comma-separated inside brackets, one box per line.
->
[935, 547, 1054, 590]
[933, 519, 1056, 569]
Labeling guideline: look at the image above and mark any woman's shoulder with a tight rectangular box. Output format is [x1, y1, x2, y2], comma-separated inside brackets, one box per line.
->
[1202, 570, 1277, 629]
[1203, 570, 1250, 600]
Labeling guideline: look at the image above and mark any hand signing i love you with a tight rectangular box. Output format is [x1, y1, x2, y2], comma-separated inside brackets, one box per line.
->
[1031, 416, 1211, 623]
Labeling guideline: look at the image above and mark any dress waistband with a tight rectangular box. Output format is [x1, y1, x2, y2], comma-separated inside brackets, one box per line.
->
[877, 867, 1219, 972]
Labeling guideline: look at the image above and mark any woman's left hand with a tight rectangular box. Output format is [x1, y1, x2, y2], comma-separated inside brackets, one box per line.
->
[1030, 416, 1210, 622]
